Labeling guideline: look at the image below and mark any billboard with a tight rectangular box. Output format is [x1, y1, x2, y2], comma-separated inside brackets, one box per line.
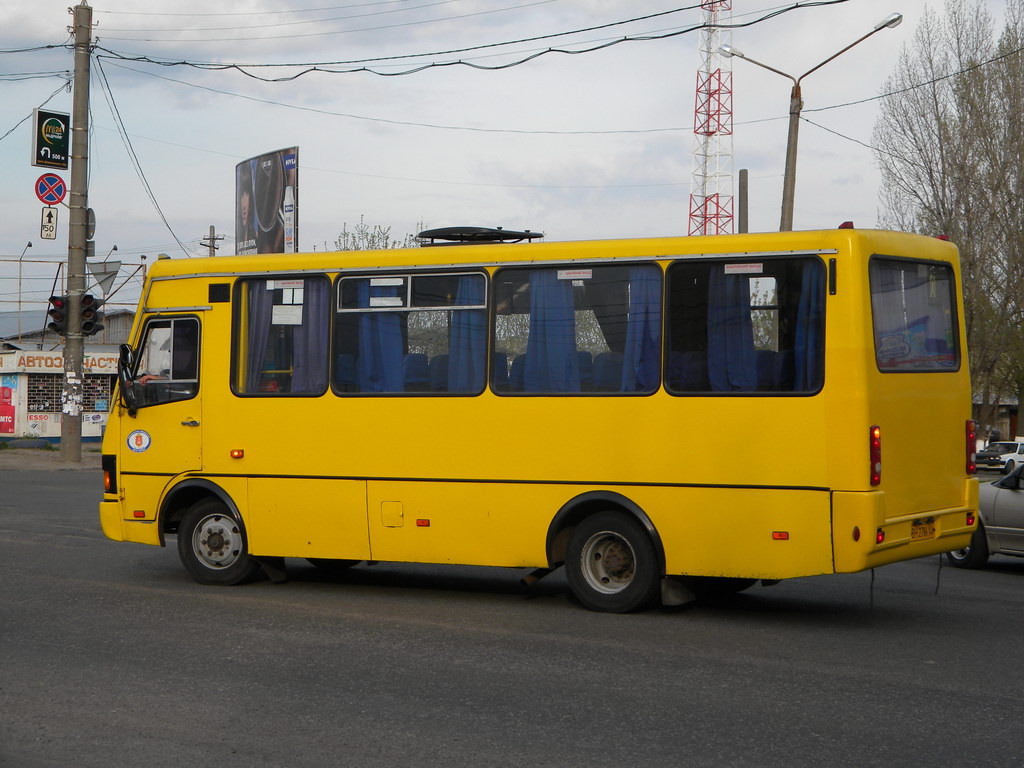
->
[32, 109, 70, 170]
[235, 148, 298, 255]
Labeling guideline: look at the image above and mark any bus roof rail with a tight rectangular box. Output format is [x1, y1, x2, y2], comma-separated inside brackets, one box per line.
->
[417, 226, 544, 246]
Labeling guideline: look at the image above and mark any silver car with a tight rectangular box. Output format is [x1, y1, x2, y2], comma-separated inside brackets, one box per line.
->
[947, 466, 1024, 568]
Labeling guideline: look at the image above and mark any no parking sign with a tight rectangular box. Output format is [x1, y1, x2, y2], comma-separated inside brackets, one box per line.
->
[35, 173, 67, 205]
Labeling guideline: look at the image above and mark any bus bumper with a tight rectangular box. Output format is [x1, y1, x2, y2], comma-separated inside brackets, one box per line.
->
[831, 478, 979, 573]
[99, 500, 125, 542]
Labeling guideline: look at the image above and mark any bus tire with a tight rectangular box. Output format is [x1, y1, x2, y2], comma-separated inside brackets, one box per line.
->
[565, 511, 660, 613]
[177, 498, 261, 585]
[944, 523, 990, 569]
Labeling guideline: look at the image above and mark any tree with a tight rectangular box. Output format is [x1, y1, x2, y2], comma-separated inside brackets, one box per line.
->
[334, 216, 421, 251]
[872, 0, 1024, 438]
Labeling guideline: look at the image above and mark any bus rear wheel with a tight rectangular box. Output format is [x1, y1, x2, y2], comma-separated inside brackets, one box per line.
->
[565, 512, 660, 613]
[177, 498, 261, 585]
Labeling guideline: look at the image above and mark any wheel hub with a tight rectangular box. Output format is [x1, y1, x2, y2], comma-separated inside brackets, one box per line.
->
[193, 514, 240, 569]
[580, 531, 636, 594]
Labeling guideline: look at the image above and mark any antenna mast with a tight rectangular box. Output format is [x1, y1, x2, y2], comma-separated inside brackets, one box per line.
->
[688, 1, 734, 236]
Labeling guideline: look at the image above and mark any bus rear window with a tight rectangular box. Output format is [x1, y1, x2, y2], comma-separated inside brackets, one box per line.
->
[870, 258, 958, 372]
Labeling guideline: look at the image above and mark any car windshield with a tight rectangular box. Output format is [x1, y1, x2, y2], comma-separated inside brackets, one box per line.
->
[987, 443, 1018, 453]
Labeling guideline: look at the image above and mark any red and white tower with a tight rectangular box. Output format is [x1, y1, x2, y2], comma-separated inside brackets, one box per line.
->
[688, 1, 734, 235]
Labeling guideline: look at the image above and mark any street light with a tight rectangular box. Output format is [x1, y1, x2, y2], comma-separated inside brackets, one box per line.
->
[721, 12, 903, 231]
[17, 242, 32, 339]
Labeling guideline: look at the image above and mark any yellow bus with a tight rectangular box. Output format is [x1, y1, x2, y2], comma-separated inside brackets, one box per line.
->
[99, 226, 979, 612]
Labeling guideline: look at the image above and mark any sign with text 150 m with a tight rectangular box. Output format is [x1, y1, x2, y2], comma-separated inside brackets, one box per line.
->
[40, 207, 58, 240]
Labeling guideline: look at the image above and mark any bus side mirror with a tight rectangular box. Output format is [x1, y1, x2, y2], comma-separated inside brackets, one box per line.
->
[118, 343, 139, 415]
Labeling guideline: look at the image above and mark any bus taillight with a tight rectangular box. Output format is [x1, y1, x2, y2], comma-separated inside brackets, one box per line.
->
[869, 425, 882, 486]
[966, 420, 977, 474]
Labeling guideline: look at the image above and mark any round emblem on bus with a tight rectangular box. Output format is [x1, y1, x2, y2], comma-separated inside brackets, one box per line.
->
[127, 429, 152, 453]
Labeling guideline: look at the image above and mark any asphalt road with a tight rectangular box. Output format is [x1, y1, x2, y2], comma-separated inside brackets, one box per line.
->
[2, 466, 1023, 767]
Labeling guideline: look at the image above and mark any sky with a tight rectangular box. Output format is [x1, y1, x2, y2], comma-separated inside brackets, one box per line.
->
[0, 0, 1007, 317]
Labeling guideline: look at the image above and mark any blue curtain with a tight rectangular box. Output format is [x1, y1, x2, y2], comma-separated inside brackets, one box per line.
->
[524, 270, 580, 392]
[793, 262, 825, 390]
[620, 266, 661, 392]
[290, 279, 329, 394]
[245, 281, 273, 392]
[707, 268, 757, 391]
[356, 281, 405, 392]
[447, 276, 486, 393]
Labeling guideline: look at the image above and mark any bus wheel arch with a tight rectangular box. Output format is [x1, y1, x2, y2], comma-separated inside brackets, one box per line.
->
[159, 479, 242, 544]
[548, 492, 666, 613]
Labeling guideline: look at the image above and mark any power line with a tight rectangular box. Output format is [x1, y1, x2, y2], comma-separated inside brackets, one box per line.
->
[98, 0, 561, 44]
[102, 59, 688, 135]
[93, 0, 852, 77]
[99, 0, 463, 34]
[0, 80, 70, 143]
[94, 0, 470, 18]
[94, 58, 196, 258]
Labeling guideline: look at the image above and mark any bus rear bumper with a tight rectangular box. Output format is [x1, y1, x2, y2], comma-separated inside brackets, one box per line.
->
[831, 478, 979, 573]
[99, 500, 124, 542]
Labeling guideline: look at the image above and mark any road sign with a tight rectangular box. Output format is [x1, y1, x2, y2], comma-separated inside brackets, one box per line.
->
[35, 173, 67, 205]
[40, 207, 58, 240]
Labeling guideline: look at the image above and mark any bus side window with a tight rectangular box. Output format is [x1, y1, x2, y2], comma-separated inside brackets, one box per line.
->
[333, 272, 487, 395]
[491, 263, 662, 395]
[233, 276, 331, 396]
[665, 258, 825, 395]
[135, 317, 200, 407]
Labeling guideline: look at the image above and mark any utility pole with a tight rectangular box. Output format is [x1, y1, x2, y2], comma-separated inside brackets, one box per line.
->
[200, 225, 223, 257]
[61, 0, 92, 462]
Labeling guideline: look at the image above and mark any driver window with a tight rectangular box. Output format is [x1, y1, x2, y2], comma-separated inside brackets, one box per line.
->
[135, 317, 199, 406]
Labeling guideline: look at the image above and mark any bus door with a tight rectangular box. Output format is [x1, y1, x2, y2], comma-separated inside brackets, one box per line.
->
[119, 315, 203, 485]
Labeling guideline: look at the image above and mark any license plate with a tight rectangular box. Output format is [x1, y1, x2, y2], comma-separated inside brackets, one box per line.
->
[911, 522, 936, 541]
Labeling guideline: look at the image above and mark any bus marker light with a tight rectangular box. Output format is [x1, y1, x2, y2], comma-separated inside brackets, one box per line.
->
[870, 425, 882, 485]
[133, 510, 146, 518]
[852, 526, 860, 542]
[966, 512, 976, 526]
[230, 449, 244, 459]
[771, 531, 789, 540]
[966, 420, 977, 474]
[876, 529, 885, 544]
[416, 519, 430, 527]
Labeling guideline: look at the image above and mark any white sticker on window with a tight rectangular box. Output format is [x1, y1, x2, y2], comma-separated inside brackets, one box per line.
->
[724, 263, 763, 275]
[370, 277, 405, 287]
[271, 279, 305, 290]
[557, 269, 593, 280]
[369, 296, 404, 307]
[271, 305, 303, 325]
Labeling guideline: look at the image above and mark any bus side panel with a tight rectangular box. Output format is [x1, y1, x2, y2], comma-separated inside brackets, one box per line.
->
[246, 478, 371, 561]
[115, 474, 169, 546]
[366, 481, 553, 567]
[637, 487, 834, 579]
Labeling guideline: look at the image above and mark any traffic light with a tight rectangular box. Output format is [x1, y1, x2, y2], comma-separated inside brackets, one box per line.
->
[47, 295, 68, 335]
[81, 294, 105, 336]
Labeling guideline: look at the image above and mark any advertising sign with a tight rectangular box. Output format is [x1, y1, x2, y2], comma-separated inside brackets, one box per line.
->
[32, 109, 70, 170]
[235, 148, 298, 255]
[0, 386, 13, 434]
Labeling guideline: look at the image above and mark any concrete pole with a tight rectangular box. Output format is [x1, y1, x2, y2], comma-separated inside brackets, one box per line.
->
[61, 1, 92, 462]
[737, 169, 748, 234]
[779, 84, 803, 233]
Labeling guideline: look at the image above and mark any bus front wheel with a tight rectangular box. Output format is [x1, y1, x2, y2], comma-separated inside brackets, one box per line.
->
[177, 499, 261, 585]
[565, 512, 660, 613]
